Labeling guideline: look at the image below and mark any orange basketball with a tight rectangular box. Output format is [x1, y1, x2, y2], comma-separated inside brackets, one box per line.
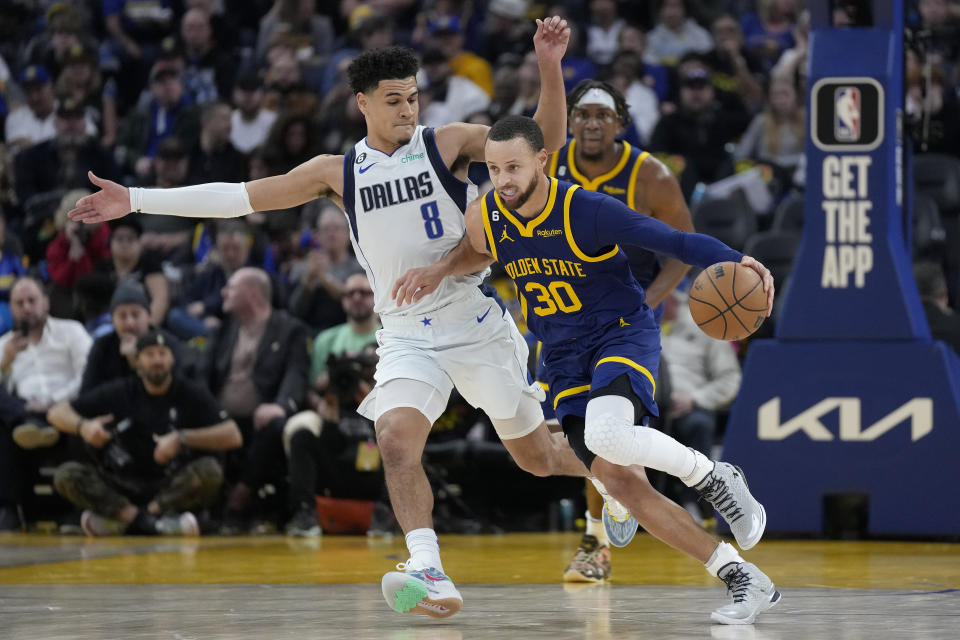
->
[688, 261, 768, 341]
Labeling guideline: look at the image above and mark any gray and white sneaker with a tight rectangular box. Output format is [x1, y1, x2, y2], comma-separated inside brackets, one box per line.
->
[712, 561, 781, 625]
[695, 462, 766, 550]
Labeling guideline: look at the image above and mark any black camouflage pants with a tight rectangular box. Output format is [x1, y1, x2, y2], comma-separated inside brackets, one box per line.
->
[53, 457, 224, 519]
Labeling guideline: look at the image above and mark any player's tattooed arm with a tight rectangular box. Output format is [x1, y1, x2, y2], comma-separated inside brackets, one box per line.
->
[247, 154, 343, 211]
[392, 200, 494, 306]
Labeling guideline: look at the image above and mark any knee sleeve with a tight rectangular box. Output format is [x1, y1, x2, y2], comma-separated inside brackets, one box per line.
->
[282, 411, 323, 457]
[584, 395, 645, 467]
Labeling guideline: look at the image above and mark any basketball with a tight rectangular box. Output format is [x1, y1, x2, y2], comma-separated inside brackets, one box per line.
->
[688, 261, 767, 341]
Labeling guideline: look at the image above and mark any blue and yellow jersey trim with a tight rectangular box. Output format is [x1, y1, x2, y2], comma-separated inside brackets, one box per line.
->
[626, 151, 650, 211]
[493, 177, 559, 237]
[562, 185, 619, 262]
[551, 356, 656, 410]
[566, 139, 632, 190]
[480, 195, 499, 262]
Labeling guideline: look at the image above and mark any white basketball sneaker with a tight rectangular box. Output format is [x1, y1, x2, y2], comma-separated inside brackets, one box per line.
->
[712, 561, 782, 625]
[694, 462, 766, 550]
[381, 560, 462, 618]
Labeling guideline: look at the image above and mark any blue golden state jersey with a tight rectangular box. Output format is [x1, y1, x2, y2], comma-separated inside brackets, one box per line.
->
[480, 177, 648, 346]
[547, 140, 661, 290]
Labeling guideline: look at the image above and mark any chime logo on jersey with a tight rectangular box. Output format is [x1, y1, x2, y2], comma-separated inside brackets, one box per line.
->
[834, 87, 861, 142]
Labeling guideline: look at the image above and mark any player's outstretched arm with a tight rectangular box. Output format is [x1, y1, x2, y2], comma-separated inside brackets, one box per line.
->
[393, 200, 494, 306]
[69, 155, 341, 224]
[530, 15, 570, 153]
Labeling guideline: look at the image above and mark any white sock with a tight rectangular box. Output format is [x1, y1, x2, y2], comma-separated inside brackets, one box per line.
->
[704, 541, 744, 577]
[678, 449, 714, 487]
[405, 528, 443, 572]
[585, 511, 608, 546]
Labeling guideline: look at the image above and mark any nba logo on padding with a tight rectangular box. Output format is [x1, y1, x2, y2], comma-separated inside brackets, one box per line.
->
[834, 87, 861, 141]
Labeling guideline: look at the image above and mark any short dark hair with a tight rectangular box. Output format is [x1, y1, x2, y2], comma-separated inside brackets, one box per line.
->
[567, 79, 633, 127]
[347, 46, 419, 95]
[486, 115, 544, 153]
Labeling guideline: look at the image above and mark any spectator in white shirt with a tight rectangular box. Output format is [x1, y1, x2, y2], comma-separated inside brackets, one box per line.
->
[586, 0, 626, 65]
[0, 276, 93, 532]
[230, 72, 277, 154]
[645, 0, 714, 67]
[4, 65, 56, 154]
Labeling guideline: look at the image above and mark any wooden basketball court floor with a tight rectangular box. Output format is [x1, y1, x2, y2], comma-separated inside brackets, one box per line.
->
[1, 532, 957, 639]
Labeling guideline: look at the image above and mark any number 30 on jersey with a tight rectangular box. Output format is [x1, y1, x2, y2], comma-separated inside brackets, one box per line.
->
[525, 281, 582, 316]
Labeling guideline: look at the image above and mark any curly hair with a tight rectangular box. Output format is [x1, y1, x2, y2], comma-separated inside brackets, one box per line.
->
[566, 79, 633, 127]
[346, 46, 420, 95]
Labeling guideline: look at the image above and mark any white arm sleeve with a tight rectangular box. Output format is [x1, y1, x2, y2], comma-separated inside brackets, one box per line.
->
[129, 182, 255, 219]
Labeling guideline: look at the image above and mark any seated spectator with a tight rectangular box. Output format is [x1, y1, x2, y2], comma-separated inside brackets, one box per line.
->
[96, 218, 169, 326]
[320, 14, 394, 96]
[261, 44, 318, 117]
[263, 112, 320, 175]
[139, 138, 198, 258]
[706, 14, 766, 112]
[186, 101, 247, 184]
[118, 64, 200, 182]
[256, 0, 335, 65]
[419, 47, 491, 129]
[230, 72, 277, 155]
[660, 287, 741, 520]
[645, 0, 714, 67]
[0, 277, 92, 532]
[167, 221, 274, 339]
[906, 64, 960, 158]
[205, 268, 308, 532]
[82, 280, 186, 393]
[507, 51, 541, 118]
[649, 56, 751, 197]
[46, 210, 111, 319]
[54, 44, 116, 145]
[559, 23, 598, 95]
[4, 65, 56, 154]
[0, 213, 27, 335]
[479, 0, 535, 62]
[585, 0, 626, 66]
[48, 329, 242, 536]
[14, 96, 121, 207]
[180, 7, 236, 104]
[607, 52, 659, 144]
[914, 262, 960, 355]
[734, 76, 805, 191]
[22, 3, 96, 78]
[308, 273, 379, 416]
[282, 344, 381, 537]
[289, 206, 363, 334]
[427, 16, 494, 97]
[617, 24, 670, 103]
[739, 0, 797, 72]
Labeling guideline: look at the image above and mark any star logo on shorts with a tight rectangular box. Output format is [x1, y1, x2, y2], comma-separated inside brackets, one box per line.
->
[421, 317, 432, 326]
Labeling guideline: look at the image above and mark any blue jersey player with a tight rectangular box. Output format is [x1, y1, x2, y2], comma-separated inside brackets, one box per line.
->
[394, 115, 782, 625]
[546, 80, 696, 582]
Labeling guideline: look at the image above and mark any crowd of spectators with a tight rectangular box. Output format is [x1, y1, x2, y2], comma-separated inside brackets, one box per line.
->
[0, 0, 959, 537]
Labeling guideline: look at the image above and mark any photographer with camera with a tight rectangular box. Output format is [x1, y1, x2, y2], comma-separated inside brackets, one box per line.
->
[47, 330, 242, 536]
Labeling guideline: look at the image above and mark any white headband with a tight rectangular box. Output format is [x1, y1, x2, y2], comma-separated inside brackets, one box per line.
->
[575, 87, 618, 112]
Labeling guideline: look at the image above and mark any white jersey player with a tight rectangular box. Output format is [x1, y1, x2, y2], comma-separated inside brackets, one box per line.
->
[69, 18, 604, 619]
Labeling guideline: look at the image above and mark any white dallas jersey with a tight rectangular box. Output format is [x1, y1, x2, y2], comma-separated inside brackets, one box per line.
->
[342, 126, 483, 317]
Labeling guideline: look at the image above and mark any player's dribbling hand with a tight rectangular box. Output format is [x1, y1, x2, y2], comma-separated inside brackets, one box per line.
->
[68, 171, 131, 224]
[393, 265, 444, 307]
[533, 16, 570, 64]
[740, 255, 775, 316]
